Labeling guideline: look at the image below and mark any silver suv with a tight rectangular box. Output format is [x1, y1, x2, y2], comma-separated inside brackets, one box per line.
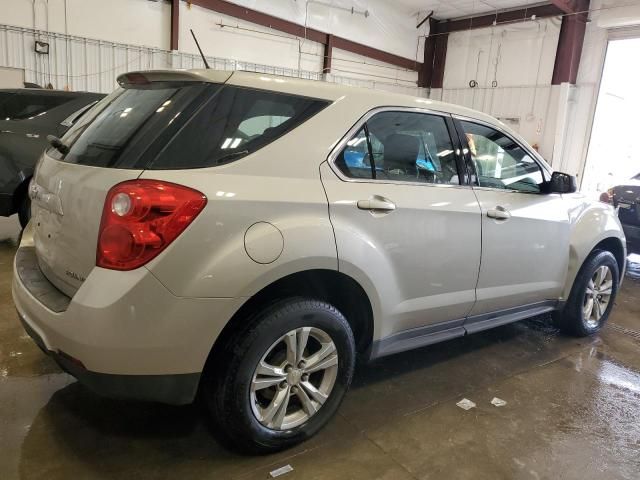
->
[13, 70, 626, 453]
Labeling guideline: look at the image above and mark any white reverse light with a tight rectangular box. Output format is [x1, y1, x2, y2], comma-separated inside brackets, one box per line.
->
[112, 192, 132, 216]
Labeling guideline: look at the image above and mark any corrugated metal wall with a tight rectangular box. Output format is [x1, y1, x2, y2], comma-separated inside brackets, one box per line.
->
[439, 85, 552, 121]
[0, 23, 427, 97]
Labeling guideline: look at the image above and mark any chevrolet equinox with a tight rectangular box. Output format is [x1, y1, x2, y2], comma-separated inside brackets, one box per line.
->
[13, 69, 626, 453]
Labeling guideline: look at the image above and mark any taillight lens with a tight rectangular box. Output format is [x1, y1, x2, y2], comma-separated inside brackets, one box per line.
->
[97, 180, 206, 270]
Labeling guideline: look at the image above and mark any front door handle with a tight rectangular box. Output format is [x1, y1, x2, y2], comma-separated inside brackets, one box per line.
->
[357, 196, 396, 212]
[487, 206, 511, 220]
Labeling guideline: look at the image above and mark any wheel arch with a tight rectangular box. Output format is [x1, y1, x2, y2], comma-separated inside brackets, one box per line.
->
[593, 237, 625, 275]
[564, 234, 626, 299]
[204, 269, 375, 372]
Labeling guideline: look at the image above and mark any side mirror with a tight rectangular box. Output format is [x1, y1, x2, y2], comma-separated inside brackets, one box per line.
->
[549, 171, 577, 194]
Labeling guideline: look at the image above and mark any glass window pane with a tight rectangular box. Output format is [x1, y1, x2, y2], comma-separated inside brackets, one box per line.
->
[334, 127, 373, 179]
[461, 121, 543, 193]
[151, 86, 328, 169]
[60, 86, 182, 167]
[0, 93, 77, 120]
[366, 112, 459, 185]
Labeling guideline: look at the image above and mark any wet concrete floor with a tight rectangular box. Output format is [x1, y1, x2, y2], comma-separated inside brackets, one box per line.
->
[1, 215, 639, 479]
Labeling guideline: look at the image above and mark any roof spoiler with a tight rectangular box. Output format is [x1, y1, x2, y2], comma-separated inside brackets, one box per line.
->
[116, 70, 233, 88]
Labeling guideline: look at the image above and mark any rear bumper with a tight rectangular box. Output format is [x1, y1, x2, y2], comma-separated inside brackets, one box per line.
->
[18, 312, 200, 404]
[12, 229, 243, 404]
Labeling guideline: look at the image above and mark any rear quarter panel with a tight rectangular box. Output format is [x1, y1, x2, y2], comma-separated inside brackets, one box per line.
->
[141, 168, 338, 298]
[140, 96, 377, 299]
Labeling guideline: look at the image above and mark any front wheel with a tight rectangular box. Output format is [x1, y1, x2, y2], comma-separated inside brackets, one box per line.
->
[203, 298, 356, 454]
[554, 249, 620, 336]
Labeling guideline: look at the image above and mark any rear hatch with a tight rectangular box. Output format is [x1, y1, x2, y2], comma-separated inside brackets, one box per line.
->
[29, 70, 329, 297]
[31, 72, 229, 297]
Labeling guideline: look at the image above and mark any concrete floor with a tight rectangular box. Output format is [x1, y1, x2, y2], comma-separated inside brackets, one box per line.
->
[1, 215, 639, 480]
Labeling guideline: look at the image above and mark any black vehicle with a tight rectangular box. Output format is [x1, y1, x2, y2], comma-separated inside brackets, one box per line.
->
[602, 172, 640, 247]
[0, 89, 105, 227]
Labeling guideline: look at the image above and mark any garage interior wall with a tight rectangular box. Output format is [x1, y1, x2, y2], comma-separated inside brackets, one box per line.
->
[0, 0, 423, 95]
[431, 17, 562, 162]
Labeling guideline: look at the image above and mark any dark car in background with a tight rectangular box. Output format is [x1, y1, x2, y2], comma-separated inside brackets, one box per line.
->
[0, 89, 105, 227]
[601, 172, 640, 248]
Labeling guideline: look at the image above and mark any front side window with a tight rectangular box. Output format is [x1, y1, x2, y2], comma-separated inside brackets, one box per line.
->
[335, 111, 459, 185]
[461, 121, 543, 193]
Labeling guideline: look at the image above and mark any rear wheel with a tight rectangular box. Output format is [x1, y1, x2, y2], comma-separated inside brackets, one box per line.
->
[554, 250, 620, 336]
[203, 298, 355, 454]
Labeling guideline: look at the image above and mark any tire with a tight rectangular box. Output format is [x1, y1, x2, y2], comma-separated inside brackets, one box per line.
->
[202, 297, 356, 454]
[554, 249, 620, 336]
[17, 193, 31, 229]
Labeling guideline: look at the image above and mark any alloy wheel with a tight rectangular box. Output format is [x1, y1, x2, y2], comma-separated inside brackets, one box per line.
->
[250, 327, 338, 430]
[583, 265, 613, 328]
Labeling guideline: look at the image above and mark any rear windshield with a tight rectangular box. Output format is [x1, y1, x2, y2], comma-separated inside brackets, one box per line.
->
[58, 84, 213, 168]
[56, 83, 328, 169]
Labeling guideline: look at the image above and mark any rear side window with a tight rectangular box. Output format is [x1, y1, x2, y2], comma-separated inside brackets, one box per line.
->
[0, 93, 76, 120]
[150, 86, 328, 169]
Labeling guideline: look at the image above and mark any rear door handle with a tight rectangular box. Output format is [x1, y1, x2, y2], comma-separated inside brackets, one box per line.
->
[357, 196, 396, 212]
[487, 206, 511, 220]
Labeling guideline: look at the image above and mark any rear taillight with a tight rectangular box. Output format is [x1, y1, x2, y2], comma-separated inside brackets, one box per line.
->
[97, 180, 206, 270]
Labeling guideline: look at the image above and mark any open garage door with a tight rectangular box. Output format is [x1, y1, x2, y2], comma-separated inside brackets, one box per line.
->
[582, 36, 640, 195]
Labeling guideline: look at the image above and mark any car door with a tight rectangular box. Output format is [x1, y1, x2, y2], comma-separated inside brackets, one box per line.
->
[455, 117, 570, 323]
[320, 108, 482, 349]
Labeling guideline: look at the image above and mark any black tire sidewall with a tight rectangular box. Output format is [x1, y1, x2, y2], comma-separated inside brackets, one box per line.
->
[566, 250, 619, 335]
[215, 299, 355, 452]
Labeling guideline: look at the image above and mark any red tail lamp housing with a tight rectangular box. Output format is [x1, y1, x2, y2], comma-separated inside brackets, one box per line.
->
[97, 180, 207, 271]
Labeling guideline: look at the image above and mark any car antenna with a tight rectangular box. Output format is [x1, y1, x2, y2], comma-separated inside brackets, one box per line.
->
[190, 29, 211, 69]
